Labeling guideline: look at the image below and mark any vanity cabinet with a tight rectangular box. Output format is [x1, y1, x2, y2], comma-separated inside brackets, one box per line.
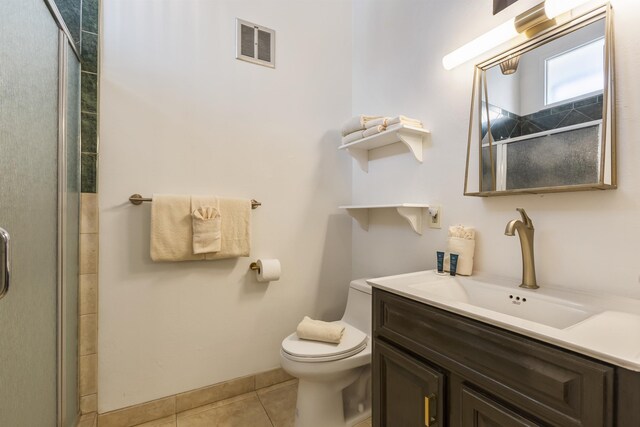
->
[372, 289, 640, 427]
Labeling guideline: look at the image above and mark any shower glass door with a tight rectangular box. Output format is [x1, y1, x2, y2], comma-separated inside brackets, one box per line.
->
[0, 0, 80, 425]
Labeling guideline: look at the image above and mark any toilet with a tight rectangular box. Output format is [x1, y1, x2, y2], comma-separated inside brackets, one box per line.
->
[280, 279, 372, 427]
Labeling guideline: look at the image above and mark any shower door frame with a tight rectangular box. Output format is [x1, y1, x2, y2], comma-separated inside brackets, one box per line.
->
[58, 28, 81, 427]
[45, 1, 82, 425]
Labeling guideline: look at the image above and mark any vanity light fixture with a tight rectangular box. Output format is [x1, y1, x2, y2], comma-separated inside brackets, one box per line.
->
[442, 0, 607, 70]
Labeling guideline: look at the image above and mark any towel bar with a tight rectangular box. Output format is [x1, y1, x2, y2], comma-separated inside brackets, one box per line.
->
[129, 194, 262, 209]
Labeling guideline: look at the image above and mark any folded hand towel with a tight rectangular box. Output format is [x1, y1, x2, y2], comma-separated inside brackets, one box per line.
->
[444, 225, 476, 276]
[151, 194, 204, 262]
[203, 198, 251, 260]
[449, 224, 476, 240]
[342, 115, 383, 136]
[191, 196, 221, 254]
[386, 115, 423, 128]
[296, 316, 345, 344]
[341, 130, 366, 145]
[362, 125, 386, 138]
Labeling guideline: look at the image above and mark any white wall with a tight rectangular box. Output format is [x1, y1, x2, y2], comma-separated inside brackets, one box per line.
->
[352, 0, 640, 300]
[487, 64, 521, 115]
[100, 0, 640, 414]
[99, 0, 352, 412]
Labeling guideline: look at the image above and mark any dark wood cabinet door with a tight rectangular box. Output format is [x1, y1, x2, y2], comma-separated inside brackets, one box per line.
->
[374, 340, 444, 427]
[461, 386, 542, 427]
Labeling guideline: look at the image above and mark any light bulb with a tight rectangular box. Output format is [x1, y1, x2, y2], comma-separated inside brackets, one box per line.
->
[442, 0, 608, 70]
[442, 18, 518, 70]
[544, 0, 593, 19]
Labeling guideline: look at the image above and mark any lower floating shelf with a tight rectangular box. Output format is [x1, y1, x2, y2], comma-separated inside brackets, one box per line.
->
[339, 204, 434, 235]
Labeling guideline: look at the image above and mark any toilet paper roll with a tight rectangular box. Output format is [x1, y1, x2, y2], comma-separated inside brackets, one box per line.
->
[256, 259, 281, 282]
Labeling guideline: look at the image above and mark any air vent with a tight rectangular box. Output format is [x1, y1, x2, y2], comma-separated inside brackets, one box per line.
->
[236, 18, 275, 68]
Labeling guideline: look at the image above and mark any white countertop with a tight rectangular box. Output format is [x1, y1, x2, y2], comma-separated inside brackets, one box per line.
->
[367, 270, 640, 372]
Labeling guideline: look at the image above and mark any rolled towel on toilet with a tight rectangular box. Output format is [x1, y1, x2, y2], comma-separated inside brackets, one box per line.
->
[296, 316, 345, 344]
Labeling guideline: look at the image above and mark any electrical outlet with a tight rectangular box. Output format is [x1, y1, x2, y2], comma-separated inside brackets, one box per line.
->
[427, 206, 442, 229]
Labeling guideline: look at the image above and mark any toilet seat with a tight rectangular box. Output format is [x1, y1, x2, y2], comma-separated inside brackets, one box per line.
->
[281, 322, 368, 363]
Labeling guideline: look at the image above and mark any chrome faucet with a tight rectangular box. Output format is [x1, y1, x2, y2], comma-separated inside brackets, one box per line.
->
[504, 208, 538, 290]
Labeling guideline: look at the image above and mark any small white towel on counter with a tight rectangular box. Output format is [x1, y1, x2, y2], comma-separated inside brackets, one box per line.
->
[296, 316, 345, 344]
[341, 115, 383, 136]
[191, 196, 221, 254]
[444, 225, 476, 276]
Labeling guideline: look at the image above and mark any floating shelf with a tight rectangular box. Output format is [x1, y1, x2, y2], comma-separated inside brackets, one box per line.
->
[339, 204, 433, 235]
[338, 125, 431, 172]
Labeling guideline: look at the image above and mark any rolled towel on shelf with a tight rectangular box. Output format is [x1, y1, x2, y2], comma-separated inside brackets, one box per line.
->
[364, 117, 389, 129]
[444, 225, 476, 276]
[191, 206, 221, 254]
[341, 130, 366, 145]
[296, 316, 345, 344]
[386, 115, 423, 128]
[362, 125, 386, 138]
[341, 115, 383, 136]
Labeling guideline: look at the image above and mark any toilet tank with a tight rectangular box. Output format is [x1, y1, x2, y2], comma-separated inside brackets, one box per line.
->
[341, 279, 372, 336]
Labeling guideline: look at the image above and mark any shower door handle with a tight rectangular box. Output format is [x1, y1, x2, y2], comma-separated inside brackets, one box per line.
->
[0, 227, 10, 300]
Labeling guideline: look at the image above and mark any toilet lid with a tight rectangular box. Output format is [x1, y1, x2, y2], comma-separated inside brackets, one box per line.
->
[281, 322, 368, 363]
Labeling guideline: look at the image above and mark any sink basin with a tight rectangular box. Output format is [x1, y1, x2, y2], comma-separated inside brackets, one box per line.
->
[370, 270, 600, 329]
[406, 274, 597, 329]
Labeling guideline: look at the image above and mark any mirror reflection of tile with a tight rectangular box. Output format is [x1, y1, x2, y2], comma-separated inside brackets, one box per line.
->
[481, 95, 603, 143]
[493, 0, 519, 15]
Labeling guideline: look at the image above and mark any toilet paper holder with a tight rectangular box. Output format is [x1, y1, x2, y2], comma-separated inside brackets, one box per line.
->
[250, 259, 281, 282]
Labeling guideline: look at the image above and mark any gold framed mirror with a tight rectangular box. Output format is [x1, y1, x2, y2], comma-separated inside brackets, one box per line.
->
[464, 5, 615, 197]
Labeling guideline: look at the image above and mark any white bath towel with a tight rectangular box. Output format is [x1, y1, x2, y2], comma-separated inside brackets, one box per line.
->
[150, 195, 251, 262]
[386, 115, 423, 128]
[341, 130, 366, 145]
[191, 196, 221, 254]
[362, 125, 386, 138]
[444, 225, 476, 276]
[296, 316, 345, 344]
[203, 198, 251, 260]
[151, 194, 204, 262]
[341, 115, 383, 136]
